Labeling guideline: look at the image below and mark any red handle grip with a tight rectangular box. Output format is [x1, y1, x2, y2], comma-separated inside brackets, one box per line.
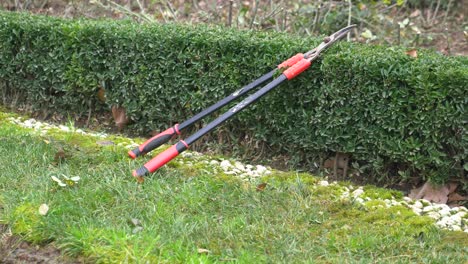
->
[277, 53, 304, 69]
[128, 124, 180, 159]
[283, 58, 311, 80]
[132, 141, 189, 182]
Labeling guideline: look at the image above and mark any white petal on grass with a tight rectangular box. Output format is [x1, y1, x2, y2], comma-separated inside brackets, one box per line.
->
[51, 176, 67, 187]
[70, 176, 80, 182]
[39, 204, 49, 215]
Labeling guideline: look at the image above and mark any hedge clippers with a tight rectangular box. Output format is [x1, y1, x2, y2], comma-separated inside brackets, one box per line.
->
[130, 25, 356, 182]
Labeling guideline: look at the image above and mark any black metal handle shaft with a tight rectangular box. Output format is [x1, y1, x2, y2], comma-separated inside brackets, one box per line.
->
[133, 74, 289, 179]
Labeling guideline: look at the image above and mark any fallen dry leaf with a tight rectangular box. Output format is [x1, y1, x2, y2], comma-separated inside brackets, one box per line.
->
[448, 182, 458, 193]
[197, 248, 210, 254]
[256, 183, 267, 192]
[448, 192, 467, 202]
[341, 224, 352, 230]
[111, 106, 130, 131]
[54, 147, 67, 163]
[39, 204, 49, 216]
[410, 9, 421, 18]
[97, 87, 106, 103]
[405, 49, 418, 58]
[408, 181, 457, 204]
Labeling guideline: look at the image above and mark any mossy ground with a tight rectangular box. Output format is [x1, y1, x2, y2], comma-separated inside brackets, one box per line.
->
[0, 110, 467, 263]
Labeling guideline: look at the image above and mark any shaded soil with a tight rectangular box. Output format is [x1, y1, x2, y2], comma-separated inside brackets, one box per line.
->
[0, 225, 82, 264]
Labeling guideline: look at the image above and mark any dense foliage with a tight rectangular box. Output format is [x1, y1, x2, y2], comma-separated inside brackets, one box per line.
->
[0, 11, 466, 185]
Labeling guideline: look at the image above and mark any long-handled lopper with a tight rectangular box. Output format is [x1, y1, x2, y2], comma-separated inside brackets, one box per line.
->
[132, 25, 355, 182]
[128, 26, 353, 160]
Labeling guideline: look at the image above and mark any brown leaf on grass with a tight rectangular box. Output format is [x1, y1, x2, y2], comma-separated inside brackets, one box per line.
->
[197, 248, 210, 254]
[405, 49, 418, 58]
[97, 87, 106, 103]
[448, 192, 467, 202]
[408, 181, 458, 204]
[256, 183, 267, 192]
[111, 106, 130, 131]
[54, 147, 67, 163]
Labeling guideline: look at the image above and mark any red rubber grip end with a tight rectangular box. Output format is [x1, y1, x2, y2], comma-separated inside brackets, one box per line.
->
[144, 145, 180, 173]
[283, 58, 311, 80]
[128, 150, 137, 159]
[277, 53, 304, 69]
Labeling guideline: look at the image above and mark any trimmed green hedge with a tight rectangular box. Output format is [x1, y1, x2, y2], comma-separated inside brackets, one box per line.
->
[0, 11, 466, 185]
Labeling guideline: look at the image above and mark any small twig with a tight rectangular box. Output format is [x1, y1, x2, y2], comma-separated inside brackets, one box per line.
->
[227, 0, 233, 27]
[14, 0, 22, 10]
[275, 0, 285, 31]
[431, 0, 442, 24]
[424, 0, 435, 27]
[442, 0, 454, 25]
[353, 27, 359, 42]
[24, 0, 32, 9]
[135, 0, 146, 15]
[86, 99, 92, 127]
[192, 0, 199, 10]
[91, 0, 153, 22]
[312, 1, 322, 34]
[414, 33, 420, 47]
[282, 10, 288, 32]
[321, 1, 333, 25]
[249, 0, 260, 29]
[164, 0, 177, 20]
[347, 0, 352, 41]
[296, 20, 311, 36]
[396, 17, 401, 45]
[379, 3, 398, 13]
[260, 3, 283, 24]
[444, 27, 451, 55]
[158, 7, 168, 23]
[394, 0, 407, 18]
[235, 0, 241, 28]
[39, 0, 48, 9]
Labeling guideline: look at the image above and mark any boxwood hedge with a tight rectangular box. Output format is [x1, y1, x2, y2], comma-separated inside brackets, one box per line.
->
[0, 11, 466, 185]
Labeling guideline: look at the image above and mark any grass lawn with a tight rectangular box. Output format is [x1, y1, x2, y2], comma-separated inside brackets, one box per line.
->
[0, 110, 467, 263]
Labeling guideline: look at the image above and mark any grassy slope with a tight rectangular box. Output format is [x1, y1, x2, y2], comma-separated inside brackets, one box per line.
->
[0, 111, 467, 263]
